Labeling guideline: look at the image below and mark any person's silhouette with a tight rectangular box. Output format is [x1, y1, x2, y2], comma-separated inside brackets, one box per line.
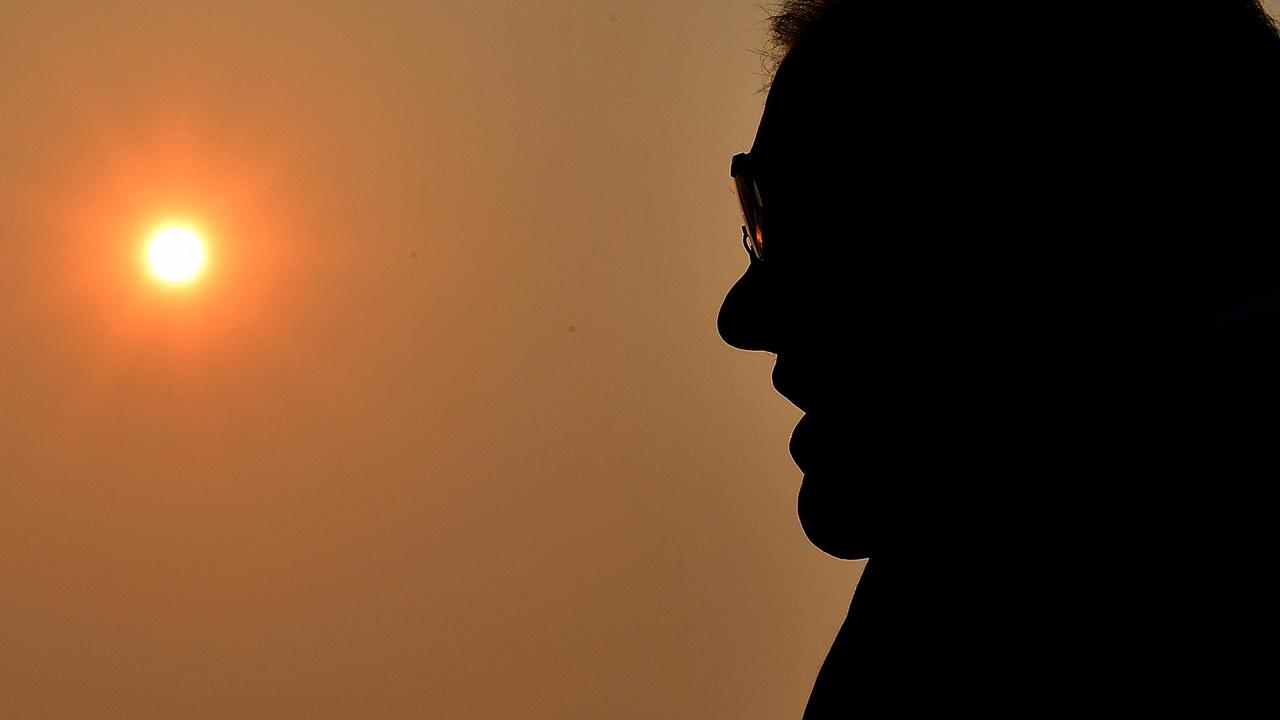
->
[718, 1, 1280, 716]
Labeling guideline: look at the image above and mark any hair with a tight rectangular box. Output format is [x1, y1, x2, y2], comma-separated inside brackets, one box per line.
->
[762, 0, 1280, 76]
[760, 0, 844, 84]
[766, 1, 840, 58]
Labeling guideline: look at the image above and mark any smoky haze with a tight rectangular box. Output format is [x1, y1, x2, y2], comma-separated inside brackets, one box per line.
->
[12, 2, 1273, 716]
[0, 2, 857, 718]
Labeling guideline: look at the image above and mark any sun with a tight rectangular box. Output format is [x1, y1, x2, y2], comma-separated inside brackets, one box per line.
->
[147, 225, 206, 283]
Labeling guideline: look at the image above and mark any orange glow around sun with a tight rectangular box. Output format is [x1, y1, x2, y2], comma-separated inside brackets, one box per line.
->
[147, 225, 206, 284]
[44, 119, 305, 368]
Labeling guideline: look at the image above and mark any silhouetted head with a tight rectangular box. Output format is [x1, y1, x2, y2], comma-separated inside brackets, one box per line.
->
[718, 1, 873, 560]
[718, 1, 1280, 561]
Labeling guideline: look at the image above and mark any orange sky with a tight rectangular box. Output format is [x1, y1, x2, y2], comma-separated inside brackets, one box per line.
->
[0, 3, 859, 718]
[15, 2, 1275, 716]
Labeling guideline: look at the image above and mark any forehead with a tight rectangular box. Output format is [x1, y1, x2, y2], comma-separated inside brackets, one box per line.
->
[747, 53, 842, 173]
[748, 59, 803, 163]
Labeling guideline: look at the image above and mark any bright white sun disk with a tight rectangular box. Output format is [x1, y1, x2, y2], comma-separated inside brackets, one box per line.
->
[148, 226, 205, 283]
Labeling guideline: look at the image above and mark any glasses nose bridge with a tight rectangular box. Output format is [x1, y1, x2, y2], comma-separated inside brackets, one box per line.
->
[731, 152, 764, 261]
[740, 225, 759, 263]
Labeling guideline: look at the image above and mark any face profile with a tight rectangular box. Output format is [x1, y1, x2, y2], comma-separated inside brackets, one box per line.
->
[717, 20, 901, 715]
[718, 43, 864, 563]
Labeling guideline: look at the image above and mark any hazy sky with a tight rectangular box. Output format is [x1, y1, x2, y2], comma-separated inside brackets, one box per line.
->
[8, 3, 1278, 717]
[1, 2, 856, 718]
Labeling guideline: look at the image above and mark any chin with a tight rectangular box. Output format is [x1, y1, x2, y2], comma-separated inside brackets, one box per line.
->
[797, 475, 874, 561]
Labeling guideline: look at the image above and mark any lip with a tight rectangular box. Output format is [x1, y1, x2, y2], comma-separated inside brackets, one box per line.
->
[789, 413, 819, 475]
[771, 357, 811, 413]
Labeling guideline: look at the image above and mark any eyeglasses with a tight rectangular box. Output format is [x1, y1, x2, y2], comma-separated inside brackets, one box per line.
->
[731, 152, 764, 262]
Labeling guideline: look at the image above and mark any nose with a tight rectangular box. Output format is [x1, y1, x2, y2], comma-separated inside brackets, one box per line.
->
[717, 263, 779, 353]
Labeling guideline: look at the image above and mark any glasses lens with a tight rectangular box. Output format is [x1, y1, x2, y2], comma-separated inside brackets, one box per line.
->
[731, 154, 763, 260]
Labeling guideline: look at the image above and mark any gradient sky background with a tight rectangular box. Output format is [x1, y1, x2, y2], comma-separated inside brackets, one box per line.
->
[0, 2, 856, 718]
[8, 3, 1277, 718]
